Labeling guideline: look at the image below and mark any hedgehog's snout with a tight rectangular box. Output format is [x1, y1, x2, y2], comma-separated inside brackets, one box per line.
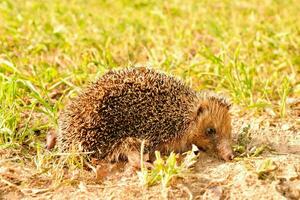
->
[221, 150, 234, 161]
[217, 140, 234, 161]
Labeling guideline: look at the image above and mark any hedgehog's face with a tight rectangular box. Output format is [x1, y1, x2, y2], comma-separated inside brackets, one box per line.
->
[192, 98, 234, 161]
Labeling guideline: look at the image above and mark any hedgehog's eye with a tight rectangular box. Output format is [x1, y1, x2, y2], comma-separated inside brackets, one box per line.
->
[206, 127, 216, 136]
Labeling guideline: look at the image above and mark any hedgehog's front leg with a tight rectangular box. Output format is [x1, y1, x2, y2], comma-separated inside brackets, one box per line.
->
[127, 151, 153, 169]
[114, 137, 153, 169]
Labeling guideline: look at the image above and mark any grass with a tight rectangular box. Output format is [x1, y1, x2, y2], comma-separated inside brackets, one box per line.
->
[138, 145, 199, 188]
[232, 124, 271, 159]
[0, 0, 299, 199]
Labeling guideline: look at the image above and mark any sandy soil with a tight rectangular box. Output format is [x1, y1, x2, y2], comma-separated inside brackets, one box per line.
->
[1, 104, 299, 200]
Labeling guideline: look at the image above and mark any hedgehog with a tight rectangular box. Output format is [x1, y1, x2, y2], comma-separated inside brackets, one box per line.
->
[57, 67, 234, 166]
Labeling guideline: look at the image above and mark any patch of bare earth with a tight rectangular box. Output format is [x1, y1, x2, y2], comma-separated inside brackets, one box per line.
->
[1, 103, 299, 199]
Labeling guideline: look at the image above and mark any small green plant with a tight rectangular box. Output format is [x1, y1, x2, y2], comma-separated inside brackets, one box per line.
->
[138, 145, 199, 190]
[233, 125, 269, 159]
[256, 159, 277, 180]
[278, 77, 291, 118]
[233, 125, 252, 155]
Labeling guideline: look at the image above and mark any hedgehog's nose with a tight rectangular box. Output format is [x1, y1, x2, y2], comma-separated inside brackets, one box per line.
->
[219, 147, 234, 161]
[224, 152, 234, 161]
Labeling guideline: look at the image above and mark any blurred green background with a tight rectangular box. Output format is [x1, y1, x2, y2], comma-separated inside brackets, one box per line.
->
[0, 0, 299, 147]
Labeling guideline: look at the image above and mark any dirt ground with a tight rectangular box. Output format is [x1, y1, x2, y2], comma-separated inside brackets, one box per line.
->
[0, 103, 299, 200]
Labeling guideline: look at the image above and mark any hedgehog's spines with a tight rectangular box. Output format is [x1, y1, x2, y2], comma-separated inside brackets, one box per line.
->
[58, 67, 233, 162]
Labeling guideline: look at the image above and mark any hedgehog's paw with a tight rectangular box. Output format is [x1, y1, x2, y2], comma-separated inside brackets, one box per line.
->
[127, 151, 153, 170]
[94, 161, 126, 181]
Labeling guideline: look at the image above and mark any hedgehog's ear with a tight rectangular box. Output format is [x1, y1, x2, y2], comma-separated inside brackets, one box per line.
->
[196, 105, 204, 116]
